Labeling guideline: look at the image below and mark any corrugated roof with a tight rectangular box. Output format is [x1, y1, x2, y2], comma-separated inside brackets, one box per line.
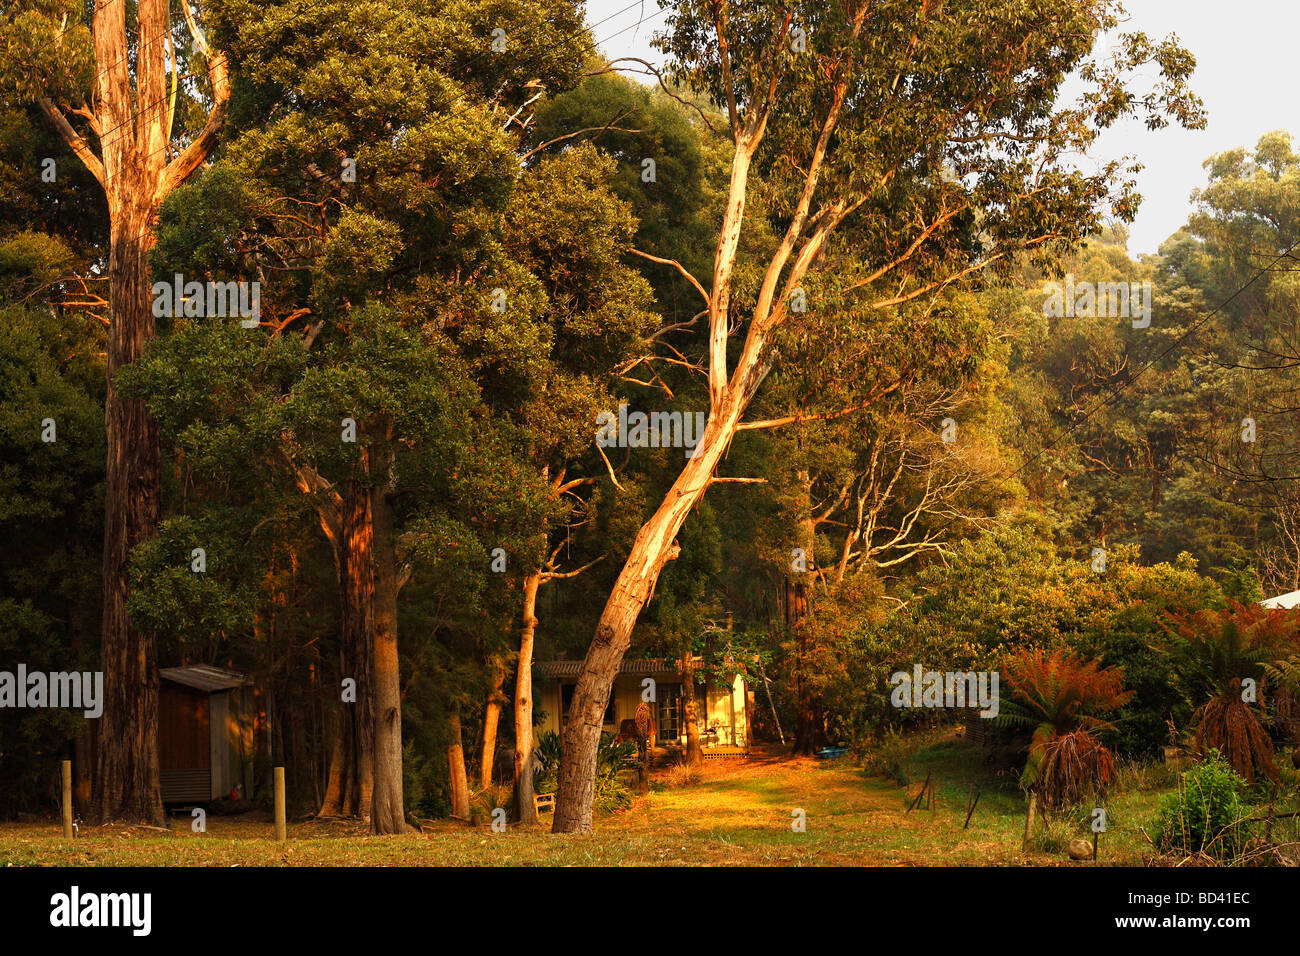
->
[1262, 590, 1300, 610]
[160, 664, 251, 692]
[536, 658, 684, 679]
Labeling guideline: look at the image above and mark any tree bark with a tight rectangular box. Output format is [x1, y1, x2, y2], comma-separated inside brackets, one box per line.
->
[1023, 791, 1038, 851]
[511, 571, 541, 824]
[92, 201, 164, 825]
[43, 0, 229, 825]
[480, 660, 506, 790]
[448, 707, 470, 820]
[370, 439, 409, 834]
[318, 479, 375, 819]
[681, 655, 704, 765]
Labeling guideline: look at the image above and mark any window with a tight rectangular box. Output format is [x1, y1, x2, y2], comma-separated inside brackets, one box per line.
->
[561, 683, 616, 726]
[657, 684, 682, 741]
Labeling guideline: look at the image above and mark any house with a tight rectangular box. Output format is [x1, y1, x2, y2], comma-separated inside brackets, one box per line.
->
[158, 665, 256, 804]
[535, 658, 750, 756]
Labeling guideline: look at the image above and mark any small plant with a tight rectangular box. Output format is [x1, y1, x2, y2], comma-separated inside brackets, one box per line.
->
[1113, 757, 1176, 794]
[1155, 750, 1252, 861]
[662, 756, 701, 789]
[532, 730, 563, 779]
[863, 727, 914, 786]
[1032, 815, 1071, 855]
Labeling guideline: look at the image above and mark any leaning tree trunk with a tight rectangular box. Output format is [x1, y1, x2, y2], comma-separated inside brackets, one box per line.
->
[370, 440, 409, 834]
[448, 707, 470, 820]
[511, 571, 542, 824]
[553, 407, 742, 833]
[480, 660, 506, 790]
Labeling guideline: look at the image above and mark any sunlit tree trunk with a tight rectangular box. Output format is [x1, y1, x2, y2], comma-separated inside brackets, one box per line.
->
[370, 436, 409, 834]
[25, 0, 230, 824]
[480, 660, 506, 790]
[448, 707, 470, 819]
[553, 408, 741, 833]
[511, 571, 541, 824]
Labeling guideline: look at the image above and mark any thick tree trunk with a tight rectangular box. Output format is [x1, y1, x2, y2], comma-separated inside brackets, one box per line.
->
[318, 479, 375, 819]
[553, 408, 740, 833]
[511, 571, 541, 824]
[60, 0, 227, 827]
[681, 655, 704, 765]
[370, 445, 409, 834]
[480, 660, 506, 790]
[448, 708, 470, 820]
[319, 710, 346, 816]
[91, 200, 164, 825]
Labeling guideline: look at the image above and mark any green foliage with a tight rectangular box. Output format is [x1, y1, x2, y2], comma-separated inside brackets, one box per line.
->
[862, 727, 914, 786]
[532, 730, 636, 814]
[0, 306, 102, 816]
[1155, 751, 1252, 861]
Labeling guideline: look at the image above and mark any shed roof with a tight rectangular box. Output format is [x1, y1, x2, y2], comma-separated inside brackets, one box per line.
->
[1261, 590, 1300, 610]
[160, 664, 252, 692]
[536, 658, 684, 679]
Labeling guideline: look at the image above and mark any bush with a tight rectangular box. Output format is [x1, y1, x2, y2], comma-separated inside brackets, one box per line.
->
[531, 730, 636, 813]
[863, 727, 914, 786]
[1155, 751, 1252, 861]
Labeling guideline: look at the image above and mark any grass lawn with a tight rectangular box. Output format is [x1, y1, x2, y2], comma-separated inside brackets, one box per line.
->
[0, 730, 1233, 866]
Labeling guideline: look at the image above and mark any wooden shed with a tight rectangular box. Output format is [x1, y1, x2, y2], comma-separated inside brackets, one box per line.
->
[158, 665, 255, 804]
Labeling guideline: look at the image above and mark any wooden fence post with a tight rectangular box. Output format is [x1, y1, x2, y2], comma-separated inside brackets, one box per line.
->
[61, 760, 73, 839]
[274, 767, 286, 841]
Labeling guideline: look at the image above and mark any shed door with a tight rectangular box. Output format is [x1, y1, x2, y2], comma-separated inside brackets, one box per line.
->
[159, 684, 211, 803]
[160, 685, 210, 769]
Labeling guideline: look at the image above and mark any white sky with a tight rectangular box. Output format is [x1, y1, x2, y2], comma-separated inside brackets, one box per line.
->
[583, 0, 1298, 257]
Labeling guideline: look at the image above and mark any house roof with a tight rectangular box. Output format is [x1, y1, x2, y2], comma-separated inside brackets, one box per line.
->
[160, 664, 252, 692]
[1261, 590, 1300, 610]
[536, 658, 685, 679]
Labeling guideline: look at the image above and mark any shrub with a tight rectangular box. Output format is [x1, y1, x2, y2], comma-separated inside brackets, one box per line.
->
[1155, 751, 1252, 861]
[863, 727, 914, 786]
[531, 730, 636, 813]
